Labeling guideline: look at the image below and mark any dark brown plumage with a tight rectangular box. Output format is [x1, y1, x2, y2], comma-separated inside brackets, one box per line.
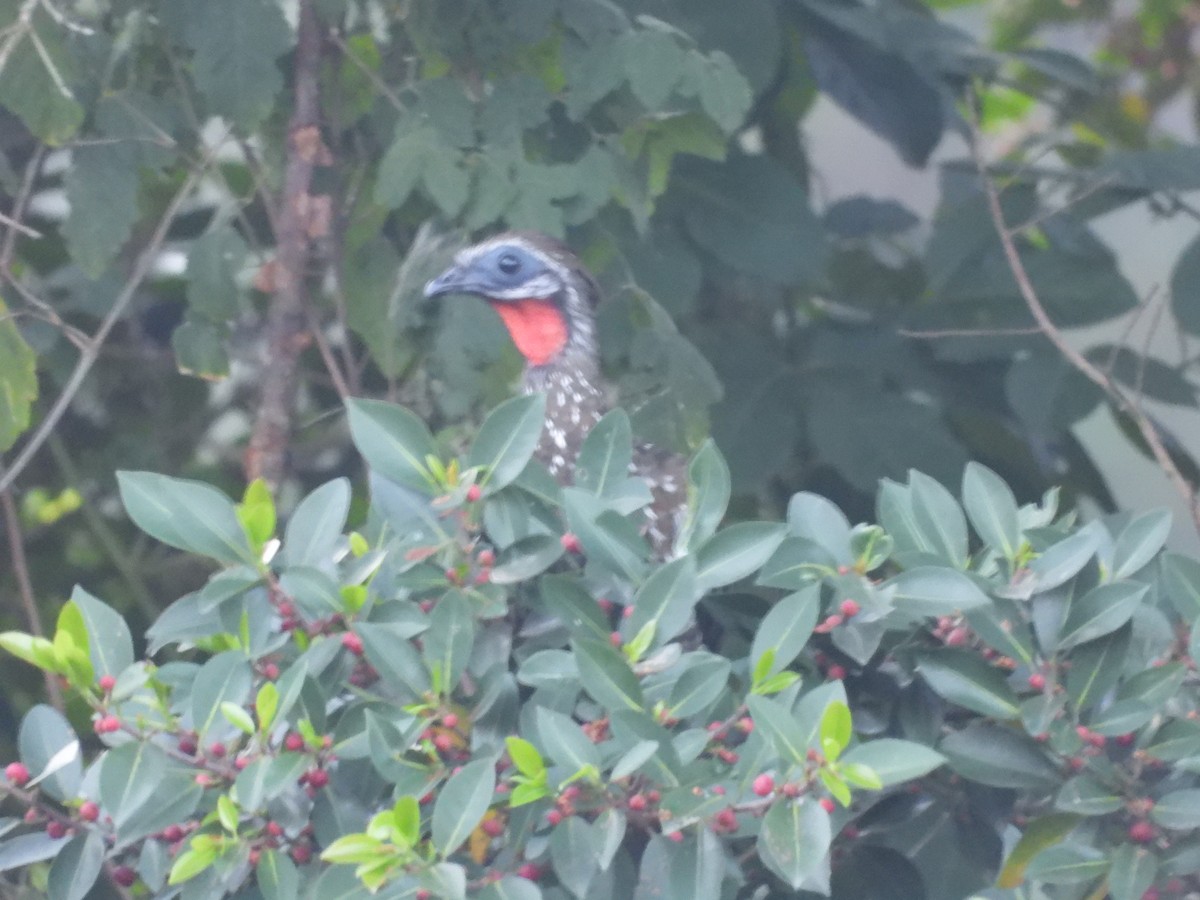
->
[424, 231, 687, 556]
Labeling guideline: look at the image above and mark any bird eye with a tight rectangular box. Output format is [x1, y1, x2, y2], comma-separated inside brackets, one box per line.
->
[497, 252, 521, 275]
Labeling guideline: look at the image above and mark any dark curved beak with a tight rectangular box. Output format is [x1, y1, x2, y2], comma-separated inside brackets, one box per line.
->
[424, 262, 489, 298]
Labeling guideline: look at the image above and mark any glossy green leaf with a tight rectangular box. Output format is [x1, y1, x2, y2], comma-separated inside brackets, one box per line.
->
[747, 694, 810, 765]
[674, 440, 730, 553]
[1057, 581, 1148, 650]
[1108, 843, 1157, 900]
[469, 394, 547, 494]
[787, 492, 853, 565]
[117, 472, 255, 564]
[431, 759, 495, 856]
[257, 849, 300, 900]
[535, 707, 601, 773]
[100, 741, 169, 831]
[1111, 510, 1172, 579]
[916, 648, 1021, 719]
[757, 798, 831, 891]
[884, 567, 991, 616]
[283, 478, 350, 568]
[18, 705, 81, 802]
[962, 462, 1022, 561]
[627, 557, 699, 648]
[190, 650, 254, 742]
[46, 830, 104, 900]
[694, 522, 787, 591]
[422, 590, 475, 692]
[572, 638, 645, 712]
[551, 815, 597, 899]
[750, 585, 820, 678]
[0, 297, 36, 453]
[346, 399, 437, 493]
[840, 739, 946, 786]
[68, 586, 134, 679]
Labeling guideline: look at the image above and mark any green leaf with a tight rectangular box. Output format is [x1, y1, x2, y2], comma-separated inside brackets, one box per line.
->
[996, 813, 1081, 888]
[572, 638, 645, 712]
[431, 759, 495, 856]
[256, 682, 279, 734]
[694, 522, 787, 591]
[1108, 843, 1157, 900]
[674, 440, 730, 553]
[68, 586, 134, 679]
[884, 567, 991, 617]
[668, 655, 731, 719]
[217, 794, 239, 833]
[1151, 789, 1200, 830]
[940, 724, 1060, 790]
[284, 478, 350, 567]
[916, 648, 1021, 719]
[787, 492, 853, 565]
[376, 125, 437, 208]
[750, 585, 821, 678]
[190, 650, 254, 742]
[1024, 843, 1108, 883]
[505, 737, 545, 778]
[186, 226, 246, 322]
[561, 490, 648, 583]
[221, 701, 255, 735]
[551, 815, 597, 899]
[172, 320, 230, 380]
[358, 621, 429, 700]
[168, 845, 218, 885]
[840, 739, 945, 786]
[257, 849, 300, 900]
[181, 0, 293, 130]
[1028, 526, 1100, 593]
[18, 705, 81, 802]
[0, 13, 83, 143]
[100, 742, 168, 832]
[0, 832, 70, 873]
[908, 472, 969, 567]
[46, 831, 104, 900]
[1057, 581, 1148, 650]
[678, 154, 827, 286]
[575, 409, 633, 498]
[535, 707, 601, 773]
[693, 50, 753, 132]
[117, 472, 255, 565]
[0, 297, 37, 452]
[346, 399, 437, 493]
[1111, 510, 1172, 579]
[627, 557, 699, 648]
[1172, 231, 1200, 335]
[819, 701, 853, 762]
[478, 875, 544, 900]
[469, 394, 547, 494]
[1054, 774, 1123, 816]
[422, 590, 475, 692]
[1163, 552, 1200, 619]
[757, 799, 831, 891]
[746, 694, 809, 765]
[1065, 625, 1131, 711]
[962, 462, 1022, 561]
[490, 535, 565, 584]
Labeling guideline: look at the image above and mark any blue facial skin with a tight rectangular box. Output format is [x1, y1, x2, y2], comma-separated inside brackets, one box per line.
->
[424, 245, 548, 298]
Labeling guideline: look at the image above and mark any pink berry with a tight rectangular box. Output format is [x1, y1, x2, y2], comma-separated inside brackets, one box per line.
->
[476, 549, 495, 567]
[98, 674, 117, 693]
[207, 742, 226, 759]
[341, 632, 364, 655]
[827, 664, 847, 681]
[1027, 673, 1046, 691]
[546, 809, 563, 826]
[516, 863, 541, 880]
[839, 599, 861, 617]
[307, 769, 329, 789]
[752, 774, 775, 797]
[665, 830, 683, 842]
[291, 844, 312, 864]
[482, 817, 505, 837]
[1128, 820, 1155, 843]
[442, 713, 459, 729]
[284, 733, 304, 752]
[78, 801, 99, 822]
[714, 808, 738, 831]
[628, 794, 647, 811]
[112, 866, 136, 887]
[46, 821, 67, 839]
[819, 797, 835, 813]
[466, 485, 483, 502]
[262, 663, 280, 680]
[162, 824, 184, 842]
[560, 533, 582, 553]
[824, 614, 844, 629]
[5, 762, 29, 786]
[609, 631, 622, 647]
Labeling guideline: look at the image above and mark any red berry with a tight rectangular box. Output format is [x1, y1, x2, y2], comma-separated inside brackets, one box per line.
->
[1117, 733, 1136, 746]
[819, 797, 836, 813]
[162, 824, 185, 843]
[95, 715, 120, 735]
[477, 549, 495, 567]
[1128, 820, 1155, 843]
[560, 532, 582, 554]
[291, 844, 312, 864]
[284, 733, 304, 752]
[597, 598, 614, 614]
[178, 735, 198, 755]
[824, 614, 844, 629]
[234, 756, 249, 770]
[839, 599, 861, 617]
[307, 769, 329, 789]
[208, 742, 226, 759]
[341, 632, 364, 655]
[445, 568, 462, 585]
[717, 749, 739, 764]
[712, 785, 726, 795]
[5, 762, 30, 786]
[782, 782, 801, 798]
[112, 866, 136, 887]
[752, 774, 775, 797]
[714, 808, 738, 831]
[248, 848, 261, 866]
[546, 809, 564, 826]
[98, 674, 117, 693]
[945, 626, 970, 646]
[1142, 888, 1161, 900]
[482, 817, 505, 837]
[737, 717, 754, 734]
[628, 794, 647, 811]
[442, 713, 459, 729]
[46, 821, 67, 839]
[433, 733, 453, 753]
[827, 664, 847, 681]
[1027, 673, 1046, 691]
[516, 863, 541, 880]
[609, 631, 622, 647]
[466, 485, 483, 502]
[561, 785, 581, 801]
[416, 891, 432, 900]
[665, 830, 684, 842]
[262, 663, 280, 680]
[78, 801, 99, 822]
[266, 821, 284, 838]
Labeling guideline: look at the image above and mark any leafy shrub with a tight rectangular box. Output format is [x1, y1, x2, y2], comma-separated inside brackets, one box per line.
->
[0, 396, 1196, 900]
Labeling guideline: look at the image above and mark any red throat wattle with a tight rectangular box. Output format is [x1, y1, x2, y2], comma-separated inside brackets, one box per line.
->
[489, 299, 568, 366]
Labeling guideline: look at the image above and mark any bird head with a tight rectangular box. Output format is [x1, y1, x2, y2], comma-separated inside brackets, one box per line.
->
[423, 231, 598, 369]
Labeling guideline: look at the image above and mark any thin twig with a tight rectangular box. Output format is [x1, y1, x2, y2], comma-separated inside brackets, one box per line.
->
[0, 211, 41, 239]
[328, 30, 406, 112]
[0, 145, 44, 270]
[305, 306, 352, 399]
[1007, 174, 1118, 236]
[0, 488, 64, 710]
[0, 144, 221, 494]
[899, 325, 1045, 340]
[1102, 284, 1160, 377]
[968, 105, 1200, 532]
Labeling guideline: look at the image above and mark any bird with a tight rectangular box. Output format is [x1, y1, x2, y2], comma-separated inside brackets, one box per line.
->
[423, 231, 687, 557]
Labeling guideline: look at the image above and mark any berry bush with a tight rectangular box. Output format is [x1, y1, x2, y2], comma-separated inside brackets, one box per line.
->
[1, 395, 1198, 899]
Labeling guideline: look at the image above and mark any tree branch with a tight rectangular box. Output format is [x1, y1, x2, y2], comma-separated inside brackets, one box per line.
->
[244, 0, 325, 487]
[0, 146, 217, 494]
[968, 110, 1200, 532]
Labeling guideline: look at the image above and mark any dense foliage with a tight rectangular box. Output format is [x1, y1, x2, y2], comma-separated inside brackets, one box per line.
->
[0, 398, 1198, 899]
